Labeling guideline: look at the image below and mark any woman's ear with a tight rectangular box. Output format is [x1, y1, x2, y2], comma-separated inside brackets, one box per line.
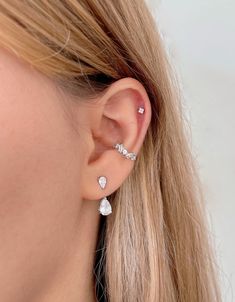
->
[80, 77, 152, 201]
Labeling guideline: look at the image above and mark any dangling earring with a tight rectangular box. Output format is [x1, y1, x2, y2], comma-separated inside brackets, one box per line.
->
[97, 176, 112, 216]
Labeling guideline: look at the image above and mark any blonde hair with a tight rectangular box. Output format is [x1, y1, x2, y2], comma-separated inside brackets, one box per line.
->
[0, 0, 221, 301]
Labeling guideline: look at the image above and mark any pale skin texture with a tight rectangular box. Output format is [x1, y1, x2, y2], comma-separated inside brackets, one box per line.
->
[0, 47, 152, 302]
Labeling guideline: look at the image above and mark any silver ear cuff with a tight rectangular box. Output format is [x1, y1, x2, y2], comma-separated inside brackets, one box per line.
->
[113, 143, 137, 161]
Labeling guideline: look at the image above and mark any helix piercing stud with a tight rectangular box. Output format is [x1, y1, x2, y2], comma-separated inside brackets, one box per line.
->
[137, 106, 145, 114]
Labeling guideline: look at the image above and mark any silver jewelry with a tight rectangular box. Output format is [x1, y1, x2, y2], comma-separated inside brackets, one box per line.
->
[97, 176, 112, 216]
[137, 106, 145, 114]
[113, 143, 137, 161]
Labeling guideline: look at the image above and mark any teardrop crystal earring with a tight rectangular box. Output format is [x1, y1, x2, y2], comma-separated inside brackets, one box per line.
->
[97, 176, 112, 216]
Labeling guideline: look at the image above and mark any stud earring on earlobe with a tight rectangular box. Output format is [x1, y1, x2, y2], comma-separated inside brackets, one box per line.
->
[97, 176, 112, 216]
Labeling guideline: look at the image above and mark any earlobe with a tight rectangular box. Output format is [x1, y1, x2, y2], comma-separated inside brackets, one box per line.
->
[80, 77, 152, 208]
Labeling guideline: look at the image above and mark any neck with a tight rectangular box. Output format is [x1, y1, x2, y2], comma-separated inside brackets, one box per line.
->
[38, 200, 100, 302]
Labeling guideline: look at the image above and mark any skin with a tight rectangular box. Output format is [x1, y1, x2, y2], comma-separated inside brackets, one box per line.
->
[0, 47, 151, 302]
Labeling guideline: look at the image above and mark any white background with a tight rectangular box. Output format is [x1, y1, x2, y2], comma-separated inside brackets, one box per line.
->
[149, 0, 235, 300]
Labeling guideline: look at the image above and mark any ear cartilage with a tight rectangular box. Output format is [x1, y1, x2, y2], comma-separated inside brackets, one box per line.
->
[137, 106, 145, 114]
[113, 143, 137, 161]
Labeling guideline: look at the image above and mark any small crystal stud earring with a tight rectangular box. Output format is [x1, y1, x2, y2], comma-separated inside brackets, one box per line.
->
[97, 176, 112, 216]
[137, 106, 145, 114]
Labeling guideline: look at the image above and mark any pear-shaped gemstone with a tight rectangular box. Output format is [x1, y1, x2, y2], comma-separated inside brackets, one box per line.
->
[98, 176, 107, 189]
[99, 197, 112, 216]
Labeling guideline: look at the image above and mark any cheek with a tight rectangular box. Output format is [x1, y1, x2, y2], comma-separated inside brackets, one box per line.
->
[0, 47, 86, 298]
[0, 82, 83, 294]
[0, 89, 80, 208]
[0, 101, 55, 201]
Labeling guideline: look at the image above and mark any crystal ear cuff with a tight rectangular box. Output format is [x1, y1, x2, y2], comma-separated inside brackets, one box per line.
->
[113, 143, 137, 161]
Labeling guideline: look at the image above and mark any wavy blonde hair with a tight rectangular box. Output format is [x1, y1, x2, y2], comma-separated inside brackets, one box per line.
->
[0, 0, 221, 301]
